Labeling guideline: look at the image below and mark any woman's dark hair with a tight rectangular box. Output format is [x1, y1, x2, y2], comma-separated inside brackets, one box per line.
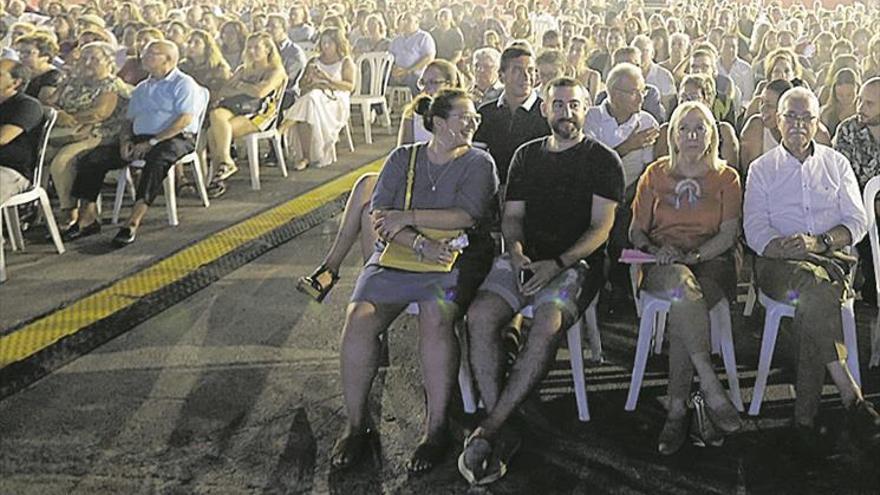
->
[413, 88, 470, 132]
[765, 78, 794, 97]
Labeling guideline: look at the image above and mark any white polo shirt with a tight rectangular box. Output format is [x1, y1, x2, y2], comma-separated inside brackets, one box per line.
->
[584, 101, 658, 187]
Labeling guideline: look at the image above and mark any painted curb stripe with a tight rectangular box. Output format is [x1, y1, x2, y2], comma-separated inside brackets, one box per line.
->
[0, 159, 383, 396]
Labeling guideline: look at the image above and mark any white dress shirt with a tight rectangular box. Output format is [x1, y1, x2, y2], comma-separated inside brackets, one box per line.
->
[743, 143, 867, 256]
[717, 58, 755, 109]
[584, 101, 657, 187]
[646, 63, 676, 98]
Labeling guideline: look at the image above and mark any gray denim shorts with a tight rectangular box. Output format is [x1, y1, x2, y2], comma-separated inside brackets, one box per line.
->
[477, 253, 598, 323]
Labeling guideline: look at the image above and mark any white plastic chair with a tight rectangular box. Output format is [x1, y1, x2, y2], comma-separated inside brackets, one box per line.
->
[862, 175, 880, 367]
[0, 108, 63, 283]
[748, 290, 861, 416]
[626, 264, 744, 412]
[244, 87, 289, 190]
[349, 52, 394, 144]
[112, 87, 211, 226]
[456, 296, 601, 422]
[387, 85, 413, 113]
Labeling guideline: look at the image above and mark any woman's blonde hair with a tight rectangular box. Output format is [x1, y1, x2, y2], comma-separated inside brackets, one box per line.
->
[242, 32, 284, 71]
[668, 101, 725, 171]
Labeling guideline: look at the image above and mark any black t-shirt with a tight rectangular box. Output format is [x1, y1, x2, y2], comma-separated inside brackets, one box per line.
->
[24, 69, 62, 100]
[505, 136, 625, 263]
[0, 92, 44, 182]
[474, 96, 550, 184]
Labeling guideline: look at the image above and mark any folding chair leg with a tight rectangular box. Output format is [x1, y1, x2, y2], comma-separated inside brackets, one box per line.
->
[163, 171, 178, 226]
[7, 207, 24, 252]
[272, 135, 288, 177]
[3, 208, 19, 252]
[567, 321, 590, 421]
[345, 123, 354, 152]
[748, 309, 785, 416]
[112, 168, 131, 225]
[38, 189, 65, 254]
[0, 209, 6, 283]
[361, 102, 373, 144]
[246, 137, 261, 190]
[842, 301, 861, 386]
[191, 155, 210, 208]
[381, 101, 393, 133]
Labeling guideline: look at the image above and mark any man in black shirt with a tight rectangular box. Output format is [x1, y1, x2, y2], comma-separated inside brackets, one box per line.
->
[459, 78, 624, 485]
[473, 46, 550, 185]
[0, 59, 44, 205]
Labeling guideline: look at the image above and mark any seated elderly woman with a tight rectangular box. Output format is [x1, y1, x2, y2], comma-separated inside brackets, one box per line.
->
[204, 32, 286, 196]
[297, 64, 461, 301]
[45, 42, 131, 228]
[14, 32, 62, 104]
[281, 27, 355, 171]
[630, 101, 743, 455]
[329, 89, 497, 475]
[654, 74, 739, 171]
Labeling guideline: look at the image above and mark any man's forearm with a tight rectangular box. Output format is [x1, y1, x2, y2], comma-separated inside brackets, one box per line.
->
[501, 219, 526, 255]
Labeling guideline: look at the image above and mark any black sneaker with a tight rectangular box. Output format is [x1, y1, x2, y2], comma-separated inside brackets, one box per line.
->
[61, 221, 101, 242]
[112, 227, 137, 247]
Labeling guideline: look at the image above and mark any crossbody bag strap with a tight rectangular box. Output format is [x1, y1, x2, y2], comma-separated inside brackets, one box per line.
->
[403, 143, 420, 210]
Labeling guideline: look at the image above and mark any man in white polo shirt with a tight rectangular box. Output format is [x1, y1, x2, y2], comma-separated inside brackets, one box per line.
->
[584, 62, 659, 309]
[744, 87, 880, 460]
[388, 12, 436, 96]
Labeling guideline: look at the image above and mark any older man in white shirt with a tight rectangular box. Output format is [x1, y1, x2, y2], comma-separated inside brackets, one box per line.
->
[584, 62, 659, 309]
[744, 87, 880, 458]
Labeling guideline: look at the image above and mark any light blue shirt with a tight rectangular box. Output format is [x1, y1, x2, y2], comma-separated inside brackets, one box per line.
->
[127, 68, 203, 136]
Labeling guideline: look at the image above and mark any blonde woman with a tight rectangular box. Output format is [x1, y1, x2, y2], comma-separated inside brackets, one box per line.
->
[654, 74, 739, 171]
[205, 32, 286, 194]
[630, 101, 743, 455]
[819, 68, 859, 138]
[282, 28, 355, 170]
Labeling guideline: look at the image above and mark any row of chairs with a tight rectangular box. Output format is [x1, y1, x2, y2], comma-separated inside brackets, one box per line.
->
[450, 174, 880, 421]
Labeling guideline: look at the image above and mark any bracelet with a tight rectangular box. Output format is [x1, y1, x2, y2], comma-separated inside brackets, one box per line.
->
[415, 237, 427, 262]
[411, 234, 424, 252]
[554, 256, 565, 269]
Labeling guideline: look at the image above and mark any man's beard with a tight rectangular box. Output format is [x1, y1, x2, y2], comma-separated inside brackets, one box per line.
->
[552, 118, 582, 140]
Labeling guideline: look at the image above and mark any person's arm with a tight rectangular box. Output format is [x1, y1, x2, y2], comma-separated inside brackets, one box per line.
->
[501, 199, 528, 263]
[0, 124, 24, 146]
[720, 123, 740, 171]
[231, 67, 287, 98]
[739, 116, 761, 175]
[743, 158, 787, 257]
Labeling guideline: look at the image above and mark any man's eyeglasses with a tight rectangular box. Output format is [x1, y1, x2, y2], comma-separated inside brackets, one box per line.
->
[781, 112, 818, 125]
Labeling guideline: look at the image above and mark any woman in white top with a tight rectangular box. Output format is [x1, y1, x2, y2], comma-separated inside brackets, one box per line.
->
[282, 28, 355, 170]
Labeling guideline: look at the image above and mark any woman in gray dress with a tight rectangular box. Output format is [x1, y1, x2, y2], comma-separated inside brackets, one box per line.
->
[330, 88, 499, 474]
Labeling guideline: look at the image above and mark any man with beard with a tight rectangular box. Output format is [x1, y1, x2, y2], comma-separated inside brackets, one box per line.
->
[459, 77, 623, 486]
[744, 87, 880, 462]
[834, 77, 880, 302]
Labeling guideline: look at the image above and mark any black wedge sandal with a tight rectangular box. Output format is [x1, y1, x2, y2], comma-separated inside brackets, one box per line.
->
[297, 265, 339, 302]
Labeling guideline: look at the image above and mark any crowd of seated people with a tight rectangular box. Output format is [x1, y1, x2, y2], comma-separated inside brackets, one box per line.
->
[3, 0, 880, 486]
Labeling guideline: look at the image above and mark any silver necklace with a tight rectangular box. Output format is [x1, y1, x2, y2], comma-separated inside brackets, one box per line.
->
[424, 149, 457, 191]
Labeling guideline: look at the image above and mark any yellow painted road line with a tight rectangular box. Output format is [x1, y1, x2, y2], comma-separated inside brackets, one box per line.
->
[0, 159, 384, 368]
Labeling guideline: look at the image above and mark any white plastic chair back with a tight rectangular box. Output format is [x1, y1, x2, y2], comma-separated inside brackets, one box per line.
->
[351, 52, 395, 99]
[31, 107, 58, 191]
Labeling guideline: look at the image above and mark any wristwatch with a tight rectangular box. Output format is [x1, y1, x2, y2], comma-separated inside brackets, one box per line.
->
[820, 232, 834, 252]
[148, 138, 160, 147]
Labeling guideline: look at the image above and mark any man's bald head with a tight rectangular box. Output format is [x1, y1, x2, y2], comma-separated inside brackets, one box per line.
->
[145, 39, 180, 64]
[858, 77, 880, 126]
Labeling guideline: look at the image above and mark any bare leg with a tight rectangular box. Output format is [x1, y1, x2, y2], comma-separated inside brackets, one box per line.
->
[294, 121, 313, 168]
[207, 108, 236, 167]
[466, 291, 517, 414]
[321, 174, 378, 273]
[480, 304, 568, 437]
[127, 200, 149, 229]
[76, 202, 99, 227]
[827, 360, 861, 407]
[340, 301, 406, 432]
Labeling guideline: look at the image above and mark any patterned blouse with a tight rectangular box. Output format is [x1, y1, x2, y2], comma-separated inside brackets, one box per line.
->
[833, 115, 880, 189]
[55, 75, 132, 139]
